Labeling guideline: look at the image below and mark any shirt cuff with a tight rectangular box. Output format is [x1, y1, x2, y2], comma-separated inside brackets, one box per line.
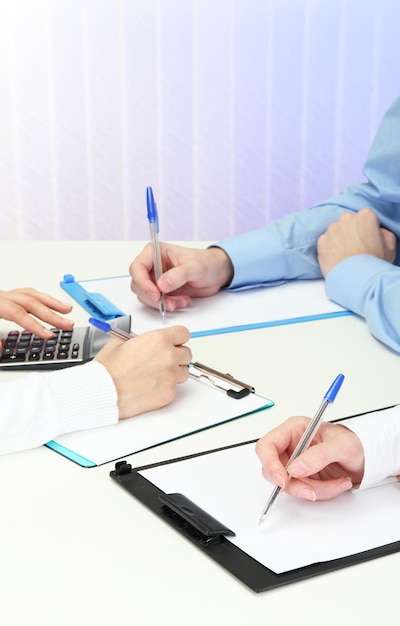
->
[339, 405, 400, 490]
[325, 254, 395, 315]
[45, 360, 118, 437]
[217, 226, 290, 289]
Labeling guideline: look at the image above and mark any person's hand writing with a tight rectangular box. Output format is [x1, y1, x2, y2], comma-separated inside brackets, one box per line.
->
[255, 416, 365, 501]
[317, 208, 397, 277]
[0, 288, 73, 339]
[94, 325, 192, 418]
[129, 243, 234, 312]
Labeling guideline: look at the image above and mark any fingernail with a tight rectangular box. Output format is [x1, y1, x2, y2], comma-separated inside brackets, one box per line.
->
[288, 459, 308, 477]
[338, 478, 353, 493]
[165, 300, 176, 312]
[158, 275, 172, 290]
[146, 290, 159, 303]
[299, 487, 316, 501]
[272, 472, 286, 489]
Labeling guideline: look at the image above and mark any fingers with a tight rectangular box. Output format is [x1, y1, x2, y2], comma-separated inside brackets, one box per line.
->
[0, 289, 74, 338]
[256, 417, 363, 502]
[256, 416, 311, 487]
[287, 434, 344, 478]
[129, 243, 162, 307]
[137, 293, 192, 313]
[282, 476, 353, 501]
[130, 244, 232, 312]
[317, 208, 389, 276]
[95, 326, 192, 419]
[160, 326, 192, 381]
[163, 324, 191, 347]
[380, 227, 397, 262]
[130, 244, 196, 311]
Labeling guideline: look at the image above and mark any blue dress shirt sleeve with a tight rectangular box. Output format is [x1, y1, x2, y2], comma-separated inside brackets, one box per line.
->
[326, 255, 400, 352]
[216, 96, 400, 351]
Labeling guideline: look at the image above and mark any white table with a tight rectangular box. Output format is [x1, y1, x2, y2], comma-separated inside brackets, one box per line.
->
[1, 242, 399, 625]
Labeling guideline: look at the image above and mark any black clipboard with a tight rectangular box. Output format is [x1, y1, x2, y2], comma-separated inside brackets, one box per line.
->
[110, 436, 400, 593]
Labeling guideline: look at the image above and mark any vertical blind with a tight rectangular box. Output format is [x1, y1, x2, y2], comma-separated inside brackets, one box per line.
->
[0, 0, 400, 241]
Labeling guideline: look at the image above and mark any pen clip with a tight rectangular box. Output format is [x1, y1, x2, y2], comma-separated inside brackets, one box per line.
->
[189, 362, 255, 399]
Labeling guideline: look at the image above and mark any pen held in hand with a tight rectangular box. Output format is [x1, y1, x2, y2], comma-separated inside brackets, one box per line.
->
[146, 186, 166, 320]
[258, 373, 345, 526]
[88, 317, 136, 341]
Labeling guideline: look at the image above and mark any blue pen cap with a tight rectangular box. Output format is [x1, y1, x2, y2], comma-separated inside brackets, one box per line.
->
[146, 186, 159, 230]
[88, 317, 111, 333]
[324, 373, 345, 403]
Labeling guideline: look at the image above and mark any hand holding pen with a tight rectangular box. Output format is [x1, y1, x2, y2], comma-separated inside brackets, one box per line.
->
[88, 317, 192, 417]
[258, 373, 345, 525]
[147, 187, 166, 320]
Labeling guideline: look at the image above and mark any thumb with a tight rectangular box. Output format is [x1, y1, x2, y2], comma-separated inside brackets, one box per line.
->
[158, 264, 193, 293]
[380, 227, 397, 263]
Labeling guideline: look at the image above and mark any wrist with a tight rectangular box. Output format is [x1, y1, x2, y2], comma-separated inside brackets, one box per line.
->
[208, 246, 234, 288]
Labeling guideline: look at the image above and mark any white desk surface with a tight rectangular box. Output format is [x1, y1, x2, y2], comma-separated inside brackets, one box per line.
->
[1, 241, 399, 625]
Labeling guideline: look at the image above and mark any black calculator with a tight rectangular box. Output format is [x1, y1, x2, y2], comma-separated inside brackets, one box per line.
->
[0, 315, 131, 370]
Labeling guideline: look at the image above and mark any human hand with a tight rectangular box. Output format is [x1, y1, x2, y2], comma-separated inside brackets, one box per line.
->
[0, 288, 74, 339]
[317, 208, 397, 277]
[94, 325, 192, 419]
[255, 416, 365, 501]
[129, 243, 234, 311]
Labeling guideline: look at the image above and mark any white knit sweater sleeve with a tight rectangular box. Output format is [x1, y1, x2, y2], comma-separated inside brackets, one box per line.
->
[0, 361, 118, 455]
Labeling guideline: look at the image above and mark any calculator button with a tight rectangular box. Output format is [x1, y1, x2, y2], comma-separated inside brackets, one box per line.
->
[2, 347, 15, 355]
[1, 353, 26, 362]
[5, 337, 18, 346]
[0, 325, 90, 367]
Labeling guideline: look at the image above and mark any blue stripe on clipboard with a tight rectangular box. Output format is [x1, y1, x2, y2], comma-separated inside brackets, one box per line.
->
[45, 440, 96, 468]
[189, 310, 354, 338]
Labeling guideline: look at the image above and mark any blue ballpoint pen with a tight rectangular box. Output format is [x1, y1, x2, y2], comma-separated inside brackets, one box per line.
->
[88, 317, 136, 341]
[258, 373, 345, 525]
[146, 186, 166, 320]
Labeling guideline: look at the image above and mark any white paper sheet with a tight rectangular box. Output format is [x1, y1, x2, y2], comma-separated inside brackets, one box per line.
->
[141, 442, 400, 574]
[47, 377, 272, 466]
[76, 276, 349, 336]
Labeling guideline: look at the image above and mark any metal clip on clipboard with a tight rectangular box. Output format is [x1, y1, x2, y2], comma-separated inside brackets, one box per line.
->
[188, 361, 255, 399]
